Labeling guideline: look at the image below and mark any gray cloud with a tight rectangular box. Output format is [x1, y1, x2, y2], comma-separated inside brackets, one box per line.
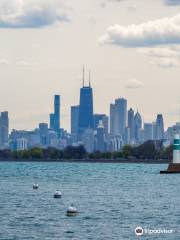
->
[99, 14, 180, 47]
[0, 0, 70, 28]
[138, 46, 180, 68]
[163, 0, 180, 5]
[125, 79, 144, 89]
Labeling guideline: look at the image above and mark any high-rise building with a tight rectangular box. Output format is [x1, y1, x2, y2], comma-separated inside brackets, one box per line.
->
[50, 113, 55, 130]
[144, 123, 153, 142]
[71, 105, 79, 143]
[110, 103, 118, 136]
[82, 128, 94, 153]
[54, 95, 60, 132]
[93, 114, 109, 137]
[110, 98, 127, 138]
[155, 114, 164, 140]
[128, 108, 134, 140]
[0, 111, 9, 149]
[96, 120, 105, 152]
[78, 69, 93, 137]
[17, 138, 28, 151]
[49, 95, 60, 134]
[134, 111, 142, 142]
[71, 106, 79, 135]
[39, 123, 48, 146]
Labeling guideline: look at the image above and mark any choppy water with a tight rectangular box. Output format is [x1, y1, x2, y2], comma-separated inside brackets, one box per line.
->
[0, 162, 179, 240]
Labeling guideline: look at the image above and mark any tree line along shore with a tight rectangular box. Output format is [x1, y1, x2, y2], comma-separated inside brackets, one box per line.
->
[0, 141, 172, 162]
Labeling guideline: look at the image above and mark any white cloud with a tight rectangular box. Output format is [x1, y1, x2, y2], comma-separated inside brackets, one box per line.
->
[0, 0, 71, 28]
[138, 46, 180, 68]
[99, 14, 180, 47]
[125, 79, 144, 89]
[100, 0, 124, 8]
[150, 57, 179, 68]
[16, 60, 38, 66]
[0, 59, 9, 65]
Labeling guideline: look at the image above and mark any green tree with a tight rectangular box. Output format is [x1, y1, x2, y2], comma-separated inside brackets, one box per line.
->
[122, 145, 133, 158]
[30, 148, 43, 159]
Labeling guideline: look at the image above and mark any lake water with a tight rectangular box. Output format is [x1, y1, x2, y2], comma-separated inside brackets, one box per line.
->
[0, 162, 179, 239]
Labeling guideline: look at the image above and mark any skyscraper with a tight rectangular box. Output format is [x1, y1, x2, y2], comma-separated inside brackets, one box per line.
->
[39, 123, 48, 146]
[128, 108, 134, 140]
[71, 106, 79, 135]
[50, 113, 55, 130]
[96, 120, 105, 152]
[134, 111, 142, 142]
[0, 111, 9, 149]
[49, 95, 60, 134]
[110, 98, 127, 138]
[78, 68, 94, 137]
[144, 123, 153, 142]
[155, 114, 164, 140]
[54, 95, 60, 132]
[71, 105, 79, 142]
[82, 128, 94, 153]
[110, 103, 118, 136]
[93, 114, 109, 137]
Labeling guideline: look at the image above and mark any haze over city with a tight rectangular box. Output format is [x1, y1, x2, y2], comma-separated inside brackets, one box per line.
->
[0, 0, 180, 131]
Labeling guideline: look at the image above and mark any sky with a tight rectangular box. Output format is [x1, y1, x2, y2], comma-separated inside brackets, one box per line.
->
[0, 0, 180, 131]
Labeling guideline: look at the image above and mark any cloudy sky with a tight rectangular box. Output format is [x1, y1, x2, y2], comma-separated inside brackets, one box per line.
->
[0, 0, 180, 131]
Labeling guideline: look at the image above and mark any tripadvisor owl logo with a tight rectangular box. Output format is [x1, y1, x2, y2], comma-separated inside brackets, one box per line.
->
[135, 226, 144, 236]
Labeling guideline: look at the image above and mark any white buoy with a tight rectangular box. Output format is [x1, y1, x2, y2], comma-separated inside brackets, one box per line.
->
[33, 184, 39, 190]
[54, 191, 62, 198]
[173, 134, 180, 164]
[66, 205, 78, 216]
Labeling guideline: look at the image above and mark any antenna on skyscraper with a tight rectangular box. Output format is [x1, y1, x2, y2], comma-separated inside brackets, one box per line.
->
[83, 65, 85, 87]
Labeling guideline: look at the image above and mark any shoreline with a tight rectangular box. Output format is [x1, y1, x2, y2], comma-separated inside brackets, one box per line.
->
[0, 159, 170, 164]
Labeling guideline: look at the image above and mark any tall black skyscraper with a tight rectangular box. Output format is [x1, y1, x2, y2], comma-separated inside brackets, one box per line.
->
[49, 95, 60, 134]
[0, 111, 9, 149]
[128, 108, 134, 140]
[54, 95, 60, 132]
[78, 67, 94, 137]
[155, 114, 164, 140]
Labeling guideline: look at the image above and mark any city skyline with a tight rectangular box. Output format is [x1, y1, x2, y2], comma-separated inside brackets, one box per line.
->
[0, 0, 180, 131]
[2, 82, 178, 152]
[0, 78, 179, 132]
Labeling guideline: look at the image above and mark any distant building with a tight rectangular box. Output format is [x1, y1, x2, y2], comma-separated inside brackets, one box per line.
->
[125, 127, 130, 145]
[39, 123, 48, 146]
[95, 120, 105, 152]
[155, 114, 164, 140]
[78, 70, 94, 137]
[0, 111, 9, 149]
[110, 103, 118, 136]
[17, 138, 28, 151]
[82, 128, 94, 153]
[144, 123, 153, 142]
[138, 128, 144, 144]
[108, 135, 123, 152]
[167, 122, 180, 141]
[71, 105, 79, 142]
[49, 95, 60, 135]
[128, 108, 134, 141]
[110, 98, 127, 138]
[134, 111, 142, 143]
[50, 113, 55, 130]
[93, 114, 109, 137]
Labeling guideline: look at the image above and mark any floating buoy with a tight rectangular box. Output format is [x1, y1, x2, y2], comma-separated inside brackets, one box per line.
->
[66, 205, 78, 216]
[33, 184, 39, 190]
[54, 191, 62, 198]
